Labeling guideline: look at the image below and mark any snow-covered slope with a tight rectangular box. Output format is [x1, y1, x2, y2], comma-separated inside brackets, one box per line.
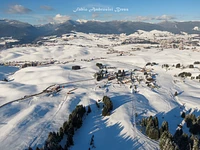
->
[0, 32, 200, 150]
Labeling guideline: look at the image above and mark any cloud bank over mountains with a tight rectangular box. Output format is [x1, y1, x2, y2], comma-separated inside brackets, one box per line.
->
[136, 15, 176, 21]
[53, 14, 71, 23]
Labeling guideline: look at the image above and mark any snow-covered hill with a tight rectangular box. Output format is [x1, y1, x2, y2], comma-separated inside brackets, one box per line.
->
[0, 32, 200, 150]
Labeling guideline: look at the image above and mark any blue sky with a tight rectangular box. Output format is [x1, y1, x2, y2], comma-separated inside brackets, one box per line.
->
[0, 0, 200, 24]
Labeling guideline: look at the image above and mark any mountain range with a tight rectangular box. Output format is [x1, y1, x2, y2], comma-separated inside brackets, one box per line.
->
[0, 19, 200, 43]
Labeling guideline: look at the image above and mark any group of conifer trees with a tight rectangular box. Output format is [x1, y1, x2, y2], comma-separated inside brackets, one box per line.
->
[141, 116, 168, 140]
[29, 105, 87, 150]
[102, 96, 113, 116]
[184, 113, 200, 135]
[140, 115, 200, 150]
[29, 95, 113, 150]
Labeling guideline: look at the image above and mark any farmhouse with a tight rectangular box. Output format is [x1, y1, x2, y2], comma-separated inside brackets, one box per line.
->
[72, 65, 81, 70]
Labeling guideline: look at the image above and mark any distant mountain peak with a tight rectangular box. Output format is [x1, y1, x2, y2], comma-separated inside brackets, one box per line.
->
[0, 19, 200, 44]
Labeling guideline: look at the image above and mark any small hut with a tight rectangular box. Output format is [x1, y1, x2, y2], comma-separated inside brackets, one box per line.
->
[72, 65, 81, 70]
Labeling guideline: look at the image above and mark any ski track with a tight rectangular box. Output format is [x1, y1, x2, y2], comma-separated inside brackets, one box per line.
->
[29, 94, 69, 148]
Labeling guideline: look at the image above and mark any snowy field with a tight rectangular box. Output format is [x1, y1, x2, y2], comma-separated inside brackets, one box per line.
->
[0, 31, 200, 150]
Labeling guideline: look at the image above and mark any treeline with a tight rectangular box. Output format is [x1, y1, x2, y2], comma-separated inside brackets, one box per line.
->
[29, 105, 87, 150]
[140, 115, 200, 150]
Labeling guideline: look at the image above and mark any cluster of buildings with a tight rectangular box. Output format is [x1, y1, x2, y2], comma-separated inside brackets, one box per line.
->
[0, 59, 76, 68]
[93, 61, 159, 89]
[159, 39, 199, 50]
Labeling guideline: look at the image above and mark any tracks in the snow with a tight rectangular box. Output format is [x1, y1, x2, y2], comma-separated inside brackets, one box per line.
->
[0, 78, 94, 109]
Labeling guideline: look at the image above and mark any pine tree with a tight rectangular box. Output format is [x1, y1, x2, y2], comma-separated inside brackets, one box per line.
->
[95, 102, 100, 108]
[102, 96, 113, 116]
[102, 107, 109, 116]
[153, 116, 159, 128]
[67, 135, 74, 147]
[36, 147, 40, 150]
[67, 123, 74, 136]
[141, 118, 147, 127]
[64, 143, 69, 150]
[159, 131, 175, 150]
[192, 137, 199, 150]
[59, 127, 64, 139]
[185, 114, 196, 128]
[58, 145, 64, 150]
[181, 112, 186, 118]
[56, 132, 61, 142]
[189, 122, 199, 135]
[160, 121, 169, 136]
[174, 91, 178, 96]
[173, 128, 183, 143]
[148, 127, 160, 140]
[63, 121, 69, 134]
[87, 105, 92, 114]
[146, 117, 153, 136]
[178, 133, 190, 150]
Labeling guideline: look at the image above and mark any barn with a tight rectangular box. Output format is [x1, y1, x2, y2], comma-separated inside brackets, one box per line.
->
[72, 65, 81, 70]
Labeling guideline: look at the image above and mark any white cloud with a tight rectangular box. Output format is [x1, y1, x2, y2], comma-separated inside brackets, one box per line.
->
[136, 15, 176, 21]
[136, 16, 153, 21]
[7, 5, 32, 14]
[37, 14, 71, 24]
[155, 15, 176, 20]
[85, 3, 112, 9]
[40, 5, 54, 11]
[92, 13, 99, 19]
[53, 14, 70, 23]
